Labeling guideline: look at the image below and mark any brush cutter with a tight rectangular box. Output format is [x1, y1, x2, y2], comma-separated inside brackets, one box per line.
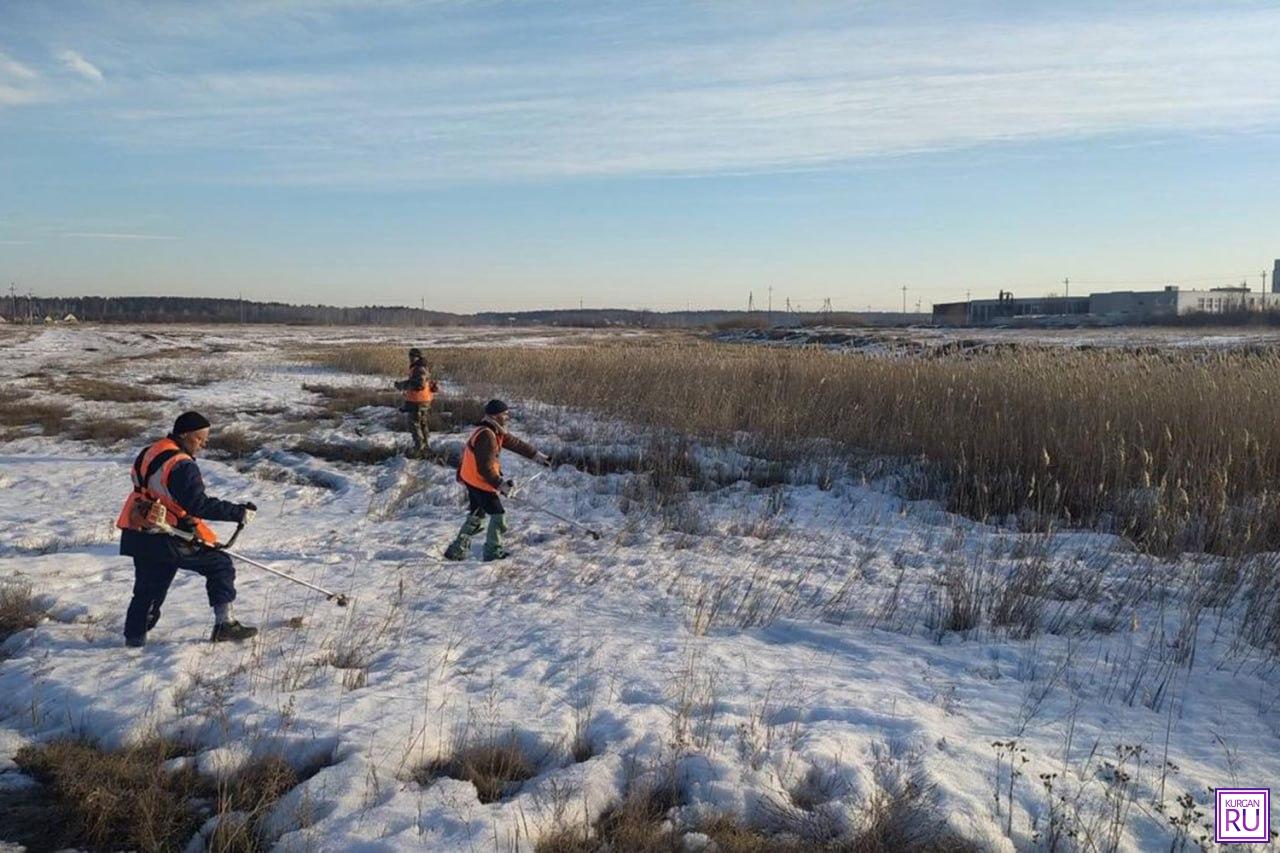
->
[508, 469, 547, 498]
[147, 509, 349, 606]
[505, 493, 602, 540]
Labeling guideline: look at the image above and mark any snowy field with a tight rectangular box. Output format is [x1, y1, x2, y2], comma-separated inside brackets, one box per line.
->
[1, 324, 1278, 851]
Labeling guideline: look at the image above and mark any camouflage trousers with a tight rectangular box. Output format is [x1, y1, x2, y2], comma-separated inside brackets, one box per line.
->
[406, 407, 431, 457]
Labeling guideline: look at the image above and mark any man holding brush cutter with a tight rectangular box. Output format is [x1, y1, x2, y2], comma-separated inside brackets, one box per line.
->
[443, 399, 558, 562]
[117, 411, 348, 649]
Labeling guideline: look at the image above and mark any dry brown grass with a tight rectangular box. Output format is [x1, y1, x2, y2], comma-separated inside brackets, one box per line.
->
[0, 580, 44, 646]
[10, 738, 306, 853]
[12, 737, 206, 852]
[316, 341, 1280, 555]
[430, 395, 488, 431]
[413, 734, 539, 804]
[206, 426, 259, 459]
[302, 382, 397, 417]
[289, 438, 401, 465]
[66, 414, 148, 446]
[0, 397, 73, 436]
[0, 387, 33, 405]
[65, 376, 168, 402]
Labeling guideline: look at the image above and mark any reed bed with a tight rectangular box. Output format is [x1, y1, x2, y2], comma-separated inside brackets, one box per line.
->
[317, 341, 1280, 555]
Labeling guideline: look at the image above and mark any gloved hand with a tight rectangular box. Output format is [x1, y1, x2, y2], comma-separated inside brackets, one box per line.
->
[240, 501, 257, 525]
[394, 380, 406, 390]
[499, 479, 514, 496]
[428, 379, 440, 392]
[534, 451, 552, 467]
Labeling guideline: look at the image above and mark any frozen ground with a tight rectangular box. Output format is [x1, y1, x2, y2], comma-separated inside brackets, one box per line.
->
[1, 325, 1278, 851]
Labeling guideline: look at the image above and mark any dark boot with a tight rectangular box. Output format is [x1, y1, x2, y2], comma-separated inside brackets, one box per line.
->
[444, 511, 485, 561]
[125, 635, 145, 648]
[210, 620, 258, 643]
[482, 514, 509, 561]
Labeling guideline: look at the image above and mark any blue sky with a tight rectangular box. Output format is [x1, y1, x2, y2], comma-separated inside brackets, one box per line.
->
[1, 0, 1278, 312]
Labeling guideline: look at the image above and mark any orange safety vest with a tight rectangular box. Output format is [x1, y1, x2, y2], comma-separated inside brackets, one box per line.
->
[403, 363, 434, 405]
[457, 425, 504, 493]
[115, 437, 218, 545]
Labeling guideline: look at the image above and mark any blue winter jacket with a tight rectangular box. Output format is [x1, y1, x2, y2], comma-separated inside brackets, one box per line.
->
[120, 436, 246, 562]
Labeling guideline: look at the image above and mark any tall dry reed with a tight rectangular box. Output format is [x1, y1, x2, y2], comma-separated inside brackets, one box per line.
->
[317, 341, 1280, 555]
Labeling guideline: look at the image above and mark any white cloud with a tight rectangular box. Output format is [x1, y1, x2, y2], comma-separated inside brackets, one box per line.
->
[57, 49, 104, 82]
[62, 231, 177, 240]
[0, 52, 37, 80]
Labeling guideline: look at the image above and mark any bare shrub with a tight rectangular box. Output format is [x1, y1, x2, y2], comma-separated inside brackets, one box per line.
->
[941, 561, 986, 634]
[412, 733, 538, 803]
[991, 555, 1050, 639]
[0, 579, 45, 645]
[315, 341, 1280, 555]
[65, 376, 167, 403]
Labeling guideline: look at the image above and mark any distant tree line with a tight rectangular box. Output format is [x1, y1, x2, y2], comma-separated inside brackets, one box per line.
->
[3, 295, 920, 329]
[7, 296, 463, 326]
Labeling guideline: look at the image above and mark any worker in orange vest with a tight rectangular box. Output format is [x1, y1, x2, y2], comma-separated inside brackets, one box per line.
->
[394, 347, 438, 458]
[116, 412, 258, 647]
[444, 399, 550, 561]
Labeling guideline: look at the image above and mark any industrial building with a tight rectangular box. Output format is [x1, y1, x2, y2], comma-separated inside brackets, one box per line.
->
[934, 263, 1280, 326]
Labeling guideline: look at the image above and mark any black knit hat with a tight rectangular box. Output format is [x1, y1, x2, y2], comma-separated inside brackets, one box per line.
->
[173, 411, 211, 435]
[484, 399, 509, 416]
[408, 347, 422, 359]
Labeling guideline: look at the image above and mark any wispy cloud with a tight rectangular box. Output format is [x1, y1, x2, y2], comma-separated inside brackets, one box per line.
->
[0, 50, 42, 106]
[57, 49, 103, 82]
[8, 2, 1280, 183]
[0, 51, 37, 80]
[62, 231, 177, 240]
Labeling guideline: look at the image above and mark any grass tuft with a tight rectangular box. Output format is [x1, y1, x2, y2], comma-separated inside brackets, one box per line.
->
[413, 734, 539, 804]
[0, 579, 45, 646]
[9, 738, 310, 853]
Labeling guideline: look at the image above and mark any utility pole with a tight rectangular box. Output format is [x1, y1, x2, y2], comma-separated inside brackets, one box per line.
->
[1063, 276, 1069, 298]
[901, 284, 907, 315]
[785, 297, 791, 313]
[767, 286, 773, 315]
[8, 283, 16, 323]
[748, 291, 753, 312]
